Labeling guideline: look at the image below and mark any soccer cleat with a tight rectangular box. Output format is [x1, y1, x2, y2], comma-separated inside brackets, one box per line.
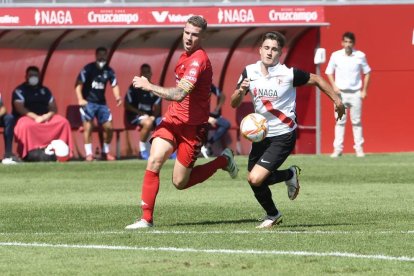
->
[221, 148, 238, 179]
[355, 149, 365, 157]
[256, 212, 283, 229]
[1, 157, 18, 165]
[200, 145, 210, 159]
[85, 154, 94, 162]
[125, 219, 153, 230]
[103, 153, 116, 161]
[140, 150, 149, 160]
[285, 165, 301, 200]
[330, 151, 342, 158]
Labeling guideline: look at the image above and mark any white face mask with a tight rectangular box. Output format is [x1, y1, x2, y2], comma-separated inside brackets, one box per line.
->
[97, 61, 106, 69]
[28, 76, 39, 86]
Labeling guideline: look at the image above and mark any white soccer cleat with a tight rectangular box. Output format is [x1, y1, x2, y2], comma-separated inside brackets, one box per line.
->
[256, 213, 283, 229]
[221, 148, 238, 179]
[330, 151, 342, 158]
[200, 145, 210, 159]
[125, 219, 153, 230]
[355, 149, 365, 157]
[1, 157, 18, 165]
[285, 165, 301, 200]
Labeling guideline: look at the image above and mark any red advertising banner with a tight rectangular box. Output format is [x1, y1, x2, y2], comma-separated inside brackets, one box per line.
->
[0, 6, 325, 29]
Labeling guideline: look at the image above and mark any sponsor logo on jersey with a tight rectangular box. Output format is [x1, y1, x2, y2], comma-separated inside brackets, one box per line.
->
[35, 9, 73, 25]
[257, 88, 279, 99]
[91, 81, 105, 90]
[218, 8, 255, 24]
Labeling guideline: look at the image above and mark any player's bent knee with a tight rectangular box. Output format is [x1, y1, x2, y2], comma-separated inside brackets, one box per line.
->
[247, 175, 263, 187]
[172, 179, 187, 190]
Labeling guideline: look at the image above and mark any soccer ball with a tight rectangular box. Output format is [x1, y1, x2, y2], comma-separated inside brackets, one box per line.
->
[240, 113, 268, 143]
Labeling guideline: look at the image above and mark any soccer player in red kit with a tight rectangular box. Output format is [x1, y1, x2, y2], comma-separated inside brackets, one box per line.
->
[125, 15, 239, 229]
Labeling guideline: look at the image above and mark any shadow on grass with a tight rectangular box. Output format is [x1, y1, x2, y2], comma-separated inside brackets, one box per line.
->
[171, 220, 359, 228]
[170, 218, 258, 226]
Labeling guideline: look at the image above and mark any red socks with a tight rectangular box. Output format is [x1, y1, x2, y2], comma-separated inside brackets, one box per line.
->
[184, 156, 227, 189]
[141, 170, 160, 223]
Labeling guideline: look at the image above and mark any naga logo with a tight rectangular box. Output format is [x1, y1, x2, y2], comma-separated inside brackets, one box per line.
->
[35, 9, 73, 25]
[151, 11, 194, 23]
[218, 8, 255, 24]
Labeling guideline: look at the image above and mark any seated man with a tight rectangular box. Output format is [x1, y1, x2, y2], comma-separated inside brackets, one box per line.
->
[0, 93, 19, 164]
[124, 64, 161, 160]
[12, 66, 73, 160]
[201, 84, 231, 158]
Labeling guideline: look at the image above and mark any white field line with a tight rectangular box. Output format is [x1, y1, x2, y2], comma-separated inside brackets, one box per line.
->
[1, 230, 413, 235]
[0, 242, 413, 262]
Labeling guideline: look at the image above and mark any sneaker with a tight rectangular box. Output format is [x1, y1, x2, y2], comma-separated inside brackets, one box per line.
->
[330, 151, 342, 158]
[285, 165, 301, 200]
[221, 148, 238, 179]
[200, 145, 210, 159]
[355, 149, 365, 157]
[1, 157, 18, 165]
[256, 212, 283, 229]
[103, 153, 116, 161]
[140, 150, 149, 160]
[85, 154, 94, 162]
[125, 219, 153, 229]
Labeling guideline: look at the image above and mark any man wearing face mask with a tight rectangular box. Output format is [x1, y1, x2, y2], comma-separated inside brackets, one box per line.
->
[75, 46, 122, 161]
[12, 66, 73, 160]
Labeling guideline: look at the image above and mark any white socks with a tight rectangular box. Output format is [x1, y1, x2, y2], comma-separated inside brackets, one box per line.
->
[84, 143, 92, 156]
[139, 141, 147, 152]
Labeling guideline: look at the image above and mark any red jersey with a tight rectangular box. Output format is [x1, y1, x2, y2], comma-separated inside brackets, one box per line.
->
[165, 48, 212, 125]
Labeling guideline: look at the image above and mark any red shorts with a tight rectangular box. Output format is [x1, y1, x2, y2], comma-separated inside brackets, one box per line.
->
[152, 119, 209, 168]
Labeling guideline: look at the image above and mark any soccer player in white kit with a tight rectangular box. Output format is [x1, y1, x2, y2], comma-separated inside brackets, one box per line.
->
[325, 32, 371, 157]
[231, 31, 345, 228]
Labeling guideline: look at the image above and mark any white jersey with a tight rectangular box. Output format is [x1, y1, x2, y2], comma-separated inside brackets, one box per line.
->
[237, 61, 309, 137]
[325, 48, 371, 91]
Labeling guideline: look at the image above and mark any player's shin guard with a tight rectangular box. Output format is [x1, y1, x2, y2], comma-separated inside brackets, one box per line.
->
[184, 156, 227, 189]
[250, 184, 279, 217]
[141, 170, 160, 223]
[262, 169, 293, 186]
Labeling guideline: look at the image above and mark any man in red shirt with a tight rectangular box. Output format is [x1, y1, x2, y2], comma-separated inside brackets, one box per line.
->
[125, 15, 238, 229]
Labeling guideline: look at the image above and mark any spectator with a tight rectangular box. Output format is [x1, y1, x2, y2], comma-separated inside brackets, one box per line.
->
[325, 32, 371, 158]
[125, 64, 161, 160]
[12, 66, 73, 160]
[75, 46, 122, 161]
[0, 93, 19, 164]
[200, 84, 231, 158]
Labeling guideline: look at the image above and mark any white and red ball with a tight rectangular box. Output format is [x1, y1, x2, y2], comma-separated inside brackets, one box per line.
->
[240, 113, 268, 143]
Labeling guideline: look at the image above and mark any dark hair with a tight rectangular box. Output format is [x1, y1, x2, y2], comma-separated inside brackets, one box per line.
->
[26, 66, 40, 74]
[261, 31, 286, 48]
[140, 63, 151, 70]
[95, 46, 107, 54]
[342, 32, 355, 43]
[187, 15, 207, 32]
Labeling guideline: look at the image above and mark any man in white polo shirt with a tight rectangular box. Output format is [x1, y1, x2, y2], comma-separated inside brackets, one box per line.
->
[325, 32, 371, 157]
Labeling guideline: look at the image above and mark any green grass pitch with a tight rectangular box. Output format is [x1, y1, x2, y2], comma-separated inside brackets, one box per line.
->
[1, 153, 413, 275]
